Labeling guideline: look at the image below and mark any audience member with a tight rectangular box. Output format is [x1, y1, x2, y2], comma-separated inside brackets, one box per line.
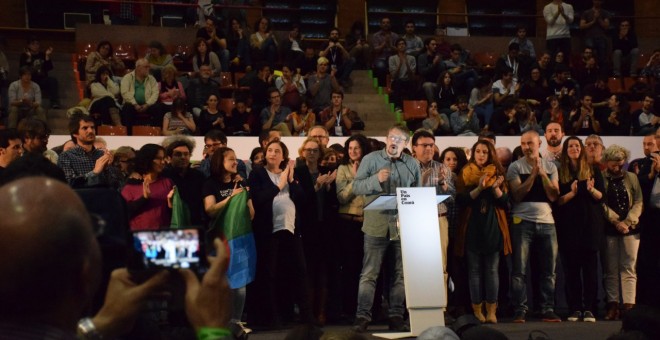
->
[85, 40, 125, 84]
[226, 17, 251, 71]
[437, 71, 458, 114]
[163, 97, 196, 136]
[506, 130, 560, 323]
[351, 124, 420, 333]
[187, 64, 221, 118]
[493, 66, 520, 106]
[585, 134, 606, 169]
[111, 145, 135, 185]
[249, 63, 274, 114]
[275, 64, 306, 112]
[345, 21, 370, 69]
[7, 66, 46, 128]
[57, 115, 121, 188]
[309, 57, 341, 113]
[319, 27, 355, 88]
[250, 17, 279, 66]
[191, 38, 221, 77]
[451, 96, 480, 136]
[159, 64, 187, 115]
[319, 90, 353, 136]
[541, 96, 566, 131]
[579, 0, 611, 68]
[632, 95, 658, 136]
[544, 0, 574, 62]
[17, 117, 50, 156]
[261, 87, 292, 136]
[510, 25, 536, 64]
[88, 66, 122, 127]
[443, 44, 478, 95]
[19, 36, 59, 108]
[196, 17, 229, 71]
[0, 128, 22, 177]
[402, 21, 423, 57]
[418, 37, 445, 104]
[542, 122, 565, 166]
[120, 58, 161, 135]
[570, 93, 601, 135]
[612, 20, 640, 77]
[602, 144, 643, 320]
[602, 94, 631, 136]
[291, 99, 316, 136]
[555, 136, 604, 323]
[388, 38, 417, 110]
[145, 40, 173, 81]
[423, 101, 451, 136]
[370, 17, 399, 86]
[496, 43, 523, 82]
[520, 67, 551, 114]
[470, 76, 495, 130]
[198, 94, 225, 136]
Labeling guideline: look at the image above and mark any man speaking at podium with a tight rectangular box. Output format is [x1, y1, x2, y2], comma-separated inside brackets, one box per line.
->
[351, 124, 421, 333]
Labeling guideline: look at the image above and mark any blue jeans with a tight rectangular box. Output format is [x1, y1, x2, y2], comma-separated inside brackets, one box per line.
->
[356, 234, 405, 321]
[510, 220, 558, 313]
[466, 249, 500, 304]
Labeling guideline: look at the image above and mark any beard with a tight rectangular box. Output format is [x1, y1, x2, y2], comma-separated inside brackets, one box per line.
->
[548, 138, 562, 147]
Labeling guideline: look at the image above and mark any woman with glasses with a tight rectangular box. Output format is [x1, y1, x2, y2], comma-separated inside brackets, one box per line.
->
[554, 136, 605, 322]
[121, 144, 174, 230]
[294, 136, 338, 324]
[601, 145, 643, 320]
[585, 134, 606, 170]
[202, 146, 255, 337]
[455, 140, 510, 324]
[336, 134, 371, 317]
[247, 140, 314, 328]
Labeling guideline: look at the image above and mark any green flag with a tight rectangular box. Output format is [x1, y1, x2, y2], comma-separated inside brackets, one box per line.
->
[170, 186, 191, 228]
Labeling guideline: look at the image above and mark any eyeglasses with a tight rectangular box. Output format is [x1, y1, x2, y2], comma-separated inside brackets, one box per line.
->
[204, 142, 224, 149]
[388, 135, 407, 143]
[415, 143, 435, 148]
[303, 148, 319, 154]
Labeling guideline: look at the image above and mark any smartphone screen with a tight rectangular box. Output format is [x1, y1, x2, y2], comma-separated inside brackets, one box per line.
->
[131, 229, 202, 270]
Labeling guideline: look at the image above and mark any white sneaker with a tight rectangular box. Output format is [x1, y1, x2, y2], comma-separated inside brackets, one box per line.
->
[583, 311, 596, 322]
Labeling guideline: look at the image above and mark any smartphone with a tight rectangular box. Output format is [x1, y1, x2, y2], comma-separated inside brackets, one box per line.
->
[129, 228, 206, 272]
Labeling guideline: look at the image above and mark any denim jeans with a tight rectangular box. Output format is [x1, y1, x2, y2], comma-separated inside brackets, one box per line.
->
[510, 220, 558, 313]
[466, 249, 500, 304]
[355, 234, 405, 321]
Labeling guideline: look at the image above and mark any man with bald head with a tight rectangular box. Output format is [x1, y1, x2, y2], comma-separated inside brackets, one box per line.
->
[120, 58, 161, 135]
[506, 130, 560, 323]
[0, 177, 234, 338]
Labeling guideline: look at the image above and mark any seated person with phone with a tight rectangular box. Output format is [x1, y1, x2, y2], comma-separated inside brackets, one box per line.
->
[0, 177, 233, 340]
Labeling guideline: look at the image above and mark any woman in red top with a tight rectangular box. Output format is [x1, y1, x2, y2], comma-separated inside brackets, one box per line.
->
[121, 143, 174, 230]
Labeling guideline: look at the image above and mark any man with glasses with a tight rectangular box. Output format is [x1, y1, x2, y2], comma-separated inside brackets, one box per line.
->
[585, 134, 606, 170]
[418, 38, 444, 104]
[411, 129, 455, 306]
[260, 88, 292, 136]
[199, 129, 247, 179]
[352, 124, 421, 333]
[58, 114, 121, 188]
[308, 126, 330, 148]
[120, 58, 160, 135]
[163, 137, 206, 226]
[309, 57, 341, 113]
[0, 129, 23, 178]
[17, 118, 50, 156]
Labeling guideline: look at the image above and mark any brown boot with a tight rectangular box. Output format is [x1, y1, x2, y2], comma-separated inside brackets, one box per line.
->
[472, 302, 486, 323]
[485, 302, 498, 324]
[109, 107, 123, 127]
[604, 302, 619, 321]
[621, 303, 635, 317]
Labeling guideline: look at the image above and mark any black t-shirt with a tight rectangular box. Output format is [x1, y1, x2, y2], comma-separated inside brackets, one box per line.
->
[202, 177, 249, 203]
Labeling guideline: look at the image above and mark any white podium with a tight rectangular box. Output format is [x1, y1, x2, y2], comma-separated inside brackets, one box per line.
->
[364, 188, 449, 338]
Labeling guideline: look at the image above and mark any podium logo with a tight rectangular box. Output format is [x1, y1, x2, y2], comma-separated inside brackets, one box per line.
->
[400, 190, 415, 205]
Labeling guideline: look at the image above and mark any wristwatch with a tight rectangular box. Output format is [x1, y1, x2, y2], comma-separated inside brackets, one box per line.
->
[77, 317, 103, 340]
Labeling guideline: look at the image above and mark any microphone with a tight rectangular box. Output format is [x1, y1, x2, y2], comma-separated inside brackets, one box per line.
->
[393, 156, 417, 187]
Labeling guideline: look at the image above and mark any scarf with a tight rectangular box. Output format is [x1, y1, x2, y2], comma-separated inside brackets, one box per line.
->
[455, 162, 512, 256]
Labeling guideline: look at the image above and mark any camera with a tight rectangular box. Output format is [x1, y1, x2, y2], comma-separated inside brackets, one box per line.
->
[128, 228, 207, 274]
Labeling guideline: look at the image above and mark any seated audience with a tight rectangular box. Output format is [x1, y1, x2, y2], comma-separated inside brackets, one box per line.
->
[158, 64, 187, 115]
[437, 71, 458, 114]
[88, 65, 122, 127]
[145, 40, 173, 81]
[612, 19, 639, 77]
[19, 36, 59, 108]
[7, 66, 45, 129]
[198, 94, 225, 136]
[319, 27, 355, 88]
[418, 37, 445, 104]
[601, 94, 631, 136]
[388, 38, 417, 110]
[370, 17, 398, 87]
[275, 64, 306, 112]
[470, 76, 495, 130]
[319, 90, 353, 136]
[187, 64, 221, 118]
[309, 57, 341, 113]
[495, 43, 523, 82]
[197, 16, 229, 71]
[423, 101, 451, 136]
[120, 58, 161, 135]
[291, 100, 316, 137]
[632, 95, 658, 136]
[85, 40, 125, 83]
[163, 98, 196, 136]
[250, 17, 279, 66]
[450, 96, 480, 136]
[443, 44, 478, 95]
[541, 95, 567, 130]
[261, 87, 292, 136]
[345, 21, 370, 69]
[226, 17, 251, 71]
[191, 38, 221, 78]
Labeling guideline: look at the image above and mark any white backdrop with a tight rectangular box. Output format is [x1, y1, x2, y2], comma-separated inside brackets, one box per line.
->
[49, 135, 647, 163]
